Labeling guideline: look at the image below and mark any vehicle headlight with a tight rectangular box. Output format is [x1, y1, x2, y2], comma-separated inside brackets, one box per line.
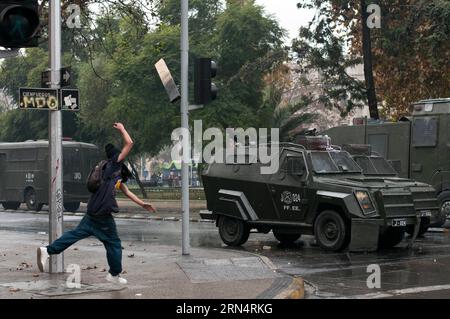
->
[355, 191, 375, 214]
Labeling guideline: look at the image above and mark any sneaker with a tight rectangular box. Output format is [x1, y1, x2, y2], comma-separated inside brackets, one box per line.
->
[106, 273, 128, 285]
[37, 247, 49, 272]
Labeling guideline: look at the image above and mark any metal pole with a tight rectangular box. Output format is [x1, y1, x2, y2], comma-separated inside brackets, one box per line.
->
[48, 0, 64, 273]
[181, 0, 190, 255]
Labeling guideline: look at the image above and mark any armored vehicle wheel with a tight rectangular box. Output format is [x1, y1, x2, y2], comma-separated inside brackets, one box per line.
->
[406, 217, 430, 237]
[2, 202, 21, 210]
[273, 231, 301, 244]
[218, 216, 250, 247]
[64, 202, 80, 212]
[434, 191, 450, 228]
[314, 210, 350, 252]
[25, 188, 43, 212]
[379, 227, 405, 248]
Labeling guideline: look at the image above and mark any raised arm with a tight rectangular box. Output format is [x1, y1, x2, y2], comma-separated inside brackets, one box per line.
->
[120, 183, 156, 213]
[113, 123, 134, 162]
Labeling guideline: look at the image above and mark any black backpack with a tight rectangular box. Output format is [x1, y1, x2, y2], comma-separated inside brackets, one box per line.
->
[86, 160, 109, 193]
[88, 159, 124, 193]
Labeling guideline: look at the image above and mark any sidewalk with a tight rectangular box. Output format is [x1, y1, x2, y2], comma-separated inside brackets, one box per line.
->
[0, 230, 304, 299]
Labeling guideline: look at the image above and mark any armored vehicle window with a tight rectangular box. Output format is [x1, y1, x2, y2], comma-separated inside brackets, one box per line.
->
[371, 157, 397, 175]
[389, 160, 402, 174]
[330, 152, 362, 173]
[368, 134, 388, 157]
[412, 117, 438, 147]
[285, 156, 306, 176]
[9, 149, 36, 161]
[63, 148, 81, 172]
[310, 152, 339, 173]
[354, 156, 377, 175]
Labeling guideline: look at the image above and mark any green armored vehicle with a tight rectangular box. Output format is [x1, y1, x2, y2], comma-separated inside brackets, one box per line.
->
[0, 140, 100, 212]
[324, 98, 450, 227]
[201, 137, 432, 252]
[342, 144, 440, 236]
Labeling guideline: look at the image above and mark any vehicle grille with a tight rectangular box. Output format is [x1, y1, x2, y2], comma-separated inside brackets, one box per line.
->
[377, 190, 416, 218]
[410, 189, 439, 212]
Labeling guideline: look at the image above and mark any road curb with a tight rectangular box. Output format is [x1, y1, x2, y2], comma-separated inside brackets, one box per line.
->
[274, 277, 305, 299]
[0, 210, 217, 223]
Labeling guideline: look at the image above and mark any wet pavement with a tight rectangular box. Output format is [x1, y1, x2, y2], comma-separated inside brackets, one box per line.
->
[2, 210, 450, 298]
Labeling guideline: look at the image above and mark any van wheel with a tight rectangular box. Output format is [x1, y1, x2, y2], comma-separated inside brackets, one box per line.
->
[273, 231, 301, 244]
[25, 189, 43, 212]
[64, 202, 80, 212]
[314, 210, 350, 252]
[379, 227, 405, 248]
[2, 202, 21, 210]
[406, 217, 430, 237]
[218, 216, 250, 247]
[434, 191, 450, 227]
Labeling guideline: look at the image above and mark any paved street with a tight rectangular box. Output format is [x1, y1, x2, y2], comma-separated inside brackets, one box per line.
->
[1, 210, 450, 298]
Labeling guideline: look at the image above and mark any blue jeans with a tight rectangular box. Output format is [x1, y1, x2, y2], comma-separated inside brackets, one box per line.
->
[47, 214, 122, 276]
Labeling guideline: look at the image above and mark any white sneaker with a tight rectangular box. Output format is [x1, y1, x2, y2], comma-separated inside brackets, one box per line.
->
[37, 247, 49, 273]
[106, 273, 128, 285]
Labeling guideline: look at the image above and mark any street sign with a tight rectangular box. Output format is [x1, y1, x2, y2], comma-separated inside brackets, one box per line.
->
[155, 59, 181, 103]
[19, 88, 59, 110]
[60, 89, 79, 111]
[41, 67, 72, 88]
[61, 67, 71, 87]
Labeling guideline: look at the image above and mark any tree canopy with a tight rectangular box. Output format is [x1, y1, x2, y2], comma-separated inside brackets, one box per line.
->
[0, 0, 290, 156]
[294, 0, 450, 118]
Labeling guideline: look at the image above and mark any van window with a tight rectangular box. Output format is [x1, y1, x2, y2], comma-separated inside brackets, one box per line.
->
[412, 117, 438, 147]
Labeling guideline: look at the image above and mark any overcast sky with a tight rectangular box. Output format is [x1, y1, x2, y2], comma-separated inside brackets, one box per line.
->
[255, 0, 316, 44]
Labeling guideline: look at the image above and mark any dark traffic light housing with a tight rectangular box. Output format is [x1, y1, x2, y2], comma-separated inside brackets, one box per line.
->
[0, 0, 40, 48]
[194, 58, 218, 105]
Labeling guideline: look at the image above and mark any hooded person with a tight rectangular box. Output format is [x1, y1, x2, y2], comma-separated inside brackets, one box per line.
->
[37, 123, 156, 285]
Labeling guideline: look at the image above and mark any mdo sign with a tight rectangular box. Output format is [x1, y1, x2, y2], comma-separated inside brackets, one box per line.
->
[19, 88, 59, 110]
[19, 88, 80, 111]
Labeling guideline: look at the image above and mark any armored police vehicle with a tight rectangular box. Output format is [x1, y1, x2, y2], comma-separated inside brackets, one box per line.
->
[0, 140, 100, 212]
[342, 144, 441, 236]
[201, 137, 429, 252]
[324, 98, 450, 227]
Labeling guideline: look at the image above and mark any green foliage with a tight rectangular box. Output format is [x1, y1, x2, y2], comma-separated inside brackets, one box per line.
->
[0, 0, 297, 156]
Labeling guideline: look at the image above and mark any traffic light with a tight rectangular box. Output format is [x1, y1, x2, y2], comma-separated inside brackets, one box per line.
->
[0, 0, 40, 48]
[194, 58, 218, 105]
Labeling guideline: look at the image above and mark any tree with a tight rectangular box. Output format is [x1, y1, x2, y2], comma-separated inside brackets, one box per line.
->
[295, 0, 450, 119]
[0, 0, 290, 155]
[359, 0, 379, 119]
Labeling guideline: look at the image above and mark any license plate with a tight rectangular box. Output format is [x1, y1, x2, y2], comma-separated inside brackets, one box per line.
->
[392, 219, 407, 227]
[419, 210, 432, 217]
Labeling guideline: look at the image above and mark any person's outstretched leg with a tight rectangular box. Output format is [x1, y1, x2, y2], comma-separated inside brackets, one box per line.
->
[37, 215, 92, 272]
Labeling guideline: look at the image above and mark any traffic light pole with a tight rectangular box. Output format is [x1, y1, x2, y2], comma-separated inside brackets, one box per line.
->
[48, 0, 64, 273]
[181, 0, 190, 256]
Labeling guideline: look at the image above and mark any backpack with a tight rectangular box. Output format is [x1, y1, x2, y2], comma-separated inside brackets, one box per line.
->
[86, 160, 109, 193]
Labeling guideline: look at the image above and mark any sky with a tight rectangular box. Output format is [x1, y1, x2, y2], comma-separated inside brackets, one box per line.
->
[255, 0, 316, 44]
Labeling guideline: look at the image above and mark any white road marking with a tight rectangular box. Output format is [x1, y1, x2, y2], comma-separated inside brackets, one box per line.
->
[333, 284, 450, 299]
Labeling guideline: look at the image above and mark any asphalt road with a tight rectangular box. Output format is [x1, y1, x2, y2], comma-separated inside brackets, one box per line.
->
[2, 209, 450, 299]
